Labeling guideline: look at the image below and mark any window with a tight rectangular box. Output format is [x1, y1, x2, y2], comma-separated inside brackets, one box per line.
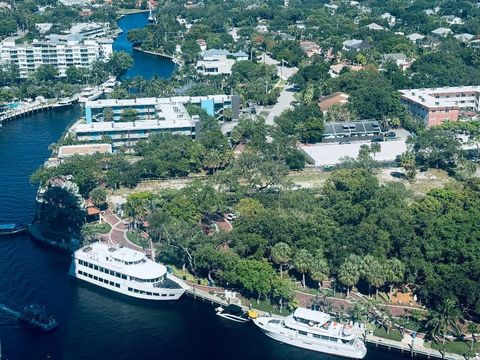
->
[161, 294, 167, 297]
[115, 283, 120, 288]
[299, 331, 308, 336]
[93, 276, 98, 280]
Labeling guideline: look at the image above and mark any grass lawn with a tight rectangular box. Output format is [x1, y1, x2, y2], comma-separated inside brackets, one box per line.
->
[373, 327, 403, 341]
[126, 230, 149, 248]
[245, 298, 288, 316]
[430, 340, 479, 356]
[93, 222, 111, 234]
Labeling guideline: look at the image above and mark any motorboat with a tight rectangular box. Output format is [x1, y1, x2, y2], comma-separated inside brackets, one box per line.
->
[253, 307, 367, 359]
[215, 304, 251, 323]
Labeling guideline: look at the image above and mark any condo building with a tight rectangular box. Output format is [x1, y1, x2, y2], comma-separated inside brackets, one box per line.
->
[72, 95, 240, 149]
[400, 86, 480, 126]
[0, 35, 113, 78]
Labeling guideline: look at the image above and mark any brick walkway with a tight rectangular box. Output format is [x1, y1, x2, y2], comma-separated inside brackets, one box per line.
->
[102, 209, 142, 251]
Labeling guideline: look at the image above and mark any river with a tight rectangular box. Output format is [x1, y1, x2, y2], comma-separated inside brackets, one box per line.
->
[114, 12, 176, 80]
[0, 13, 410, 360]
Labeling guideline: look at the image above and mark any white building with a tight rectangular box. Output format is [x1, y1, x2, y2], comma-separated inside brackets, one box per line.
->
[0, 35, 112, 78]
[75, 95, 240, 148]
[196, 49, 247, 76]
[380, 12, 396, 27]
[365, 23, 385, 31]
[431, 27, 453, 37]
[69, 22, 111, 38]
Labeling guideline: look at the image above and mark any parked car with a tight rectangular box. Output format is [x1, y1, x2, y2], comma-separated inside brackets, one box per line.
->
[339, 140, 351, 144]
[371, 137, 384, 143]
[384, 131, 397, 138]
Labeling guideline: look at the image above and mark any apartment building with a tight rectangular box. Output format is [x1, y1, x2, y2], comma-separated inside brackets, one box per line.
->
[400, 86, 480, 126]
[74, 95, 240, 148]
[0, 35, 113, 78]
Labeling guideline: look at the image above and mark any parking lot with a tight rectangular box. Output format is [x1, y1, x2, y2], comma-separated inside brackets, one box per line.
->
[300, 139, 408, 166]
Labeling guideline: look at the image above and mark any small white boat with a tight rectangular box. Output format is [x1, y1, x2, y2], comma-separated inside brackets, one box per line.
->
[215, 304, 250, 323]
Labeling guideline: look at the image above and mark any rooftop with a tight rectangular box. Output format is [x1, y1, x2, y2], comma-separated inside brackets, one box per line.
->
[294, 308, 330, 324]
[58, 143, 112, 158]
[399, 86, 480, 108]
[74, 118, 196, 133]
[77, 242, 167, 279]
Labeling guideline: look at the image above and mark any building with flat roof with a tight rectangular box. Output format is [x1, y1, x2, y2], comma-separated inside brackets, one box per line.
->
[195, 49, 247, 76]
[69, 22, 111, 38]
[322, 120, 382, 141]
[0, 35, 112, 78]
[58, 143, 113, 159]
[399, 86, 480, 126]
[75, 95, 240, 148]
[85, 95, 239, 123]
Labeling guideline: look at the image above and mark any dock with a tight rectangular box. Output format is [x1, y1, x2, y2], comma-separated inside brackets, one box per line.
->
[0, 98, 77, 125]
[365, 334, 466, 359]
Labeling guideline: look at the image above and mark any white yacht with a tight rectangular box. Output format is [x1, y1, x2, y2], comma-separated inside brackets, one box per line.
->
[69, 242, 189, 300]
[253, 307, 367, 359]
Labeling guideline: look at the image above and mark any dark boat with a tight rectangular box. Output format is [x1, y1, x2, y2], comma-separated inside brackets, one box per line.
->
[215, 304, 251, 323]
[0, 223, 26, 236]
[19, 304, 58, 331]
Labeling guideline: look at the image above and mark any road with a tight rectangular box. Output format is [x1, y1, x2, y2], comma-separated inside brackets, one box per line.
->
[258, 53, 299, 126]
[265, 84, 297, 125]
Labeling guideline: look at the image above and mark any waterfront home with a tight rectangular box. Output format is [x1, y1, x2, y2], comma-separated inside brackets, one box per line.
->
[196, 49, 247, 76]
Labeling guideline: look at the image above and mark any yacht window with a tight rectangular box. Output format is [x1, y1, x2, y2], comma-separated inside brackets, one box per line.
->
[154, 293, 159, 296]
[115, 283, 120, 288]
[146, 292, 152, 296]
[128, 287, 133, 291]
[122, 274, 127, 280]
[169, 294, 175, 297]
[94, 265, 98, 270]
[161, 294, 167, 297]
[299, 331, 308, 336]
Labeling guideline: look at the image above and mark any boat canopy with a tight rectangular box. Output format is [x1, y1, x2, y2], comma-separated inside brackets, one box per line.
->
[294, 308, 330, 324]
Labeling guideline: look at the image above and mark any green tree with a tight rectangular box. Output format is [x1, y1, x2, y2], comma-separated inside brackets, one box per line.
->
[120, 109, 139, 122]
[89, 187, 107, 207]
[338, 254, 362, 297]
[34, 64, 58, 82]
[426, 299, 461, 359]
[384, 258, 405, 296]
[107, 51, 133, 76]
[293, 249, 313, 288]
[365, 259, 386, 298]
[400, 151, 417, 182]
[270, 242, 292, 278]
[308, 251, 329, 289]
[103, 107, 114, 122]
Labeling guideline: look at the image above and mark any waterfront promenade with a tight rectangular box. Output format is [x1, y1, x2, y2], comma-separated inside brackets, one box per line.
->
[0, 98, 77, 125]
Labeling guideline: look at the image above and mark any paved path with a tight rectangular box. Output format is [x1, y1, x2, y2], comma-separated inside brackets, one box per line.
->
[102, 209, 142, 251]
[265, 84, 297, 125]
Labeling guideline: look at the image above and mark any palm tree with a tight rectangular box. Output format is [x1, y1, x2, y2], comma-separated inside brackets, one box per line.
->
[384, 258, 405, 297]
[293, 249, 313, 288]
[349, 303, 366, 324]
[426, 299, 461, 359]
[467, 322, 478, 359]
[270, 242, 292, 278]
[338, 255, 361, 297]
[370, 142, 381, 160]
[308, 252, 329, 290]
[366, 260, 387, 299]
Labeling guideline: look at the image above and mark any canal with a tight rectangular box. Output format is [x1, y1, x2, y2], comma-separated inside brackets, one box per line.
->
[0, 13, 410, 360]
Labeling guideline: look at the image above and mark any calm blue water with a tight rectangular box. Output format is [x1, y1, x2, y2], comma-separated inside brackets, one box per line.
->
[115, 12, 176, 80]
[0, 13, 410, 360]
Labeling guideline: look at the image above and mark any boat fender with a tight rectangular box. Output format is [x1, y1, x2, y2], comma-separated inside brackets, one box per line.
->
[309, 321, 314, 327]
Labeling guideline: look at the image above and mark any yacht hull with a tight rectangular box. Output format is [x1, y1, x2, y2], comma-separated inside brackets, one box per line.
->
[254, 318, 367, 359]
